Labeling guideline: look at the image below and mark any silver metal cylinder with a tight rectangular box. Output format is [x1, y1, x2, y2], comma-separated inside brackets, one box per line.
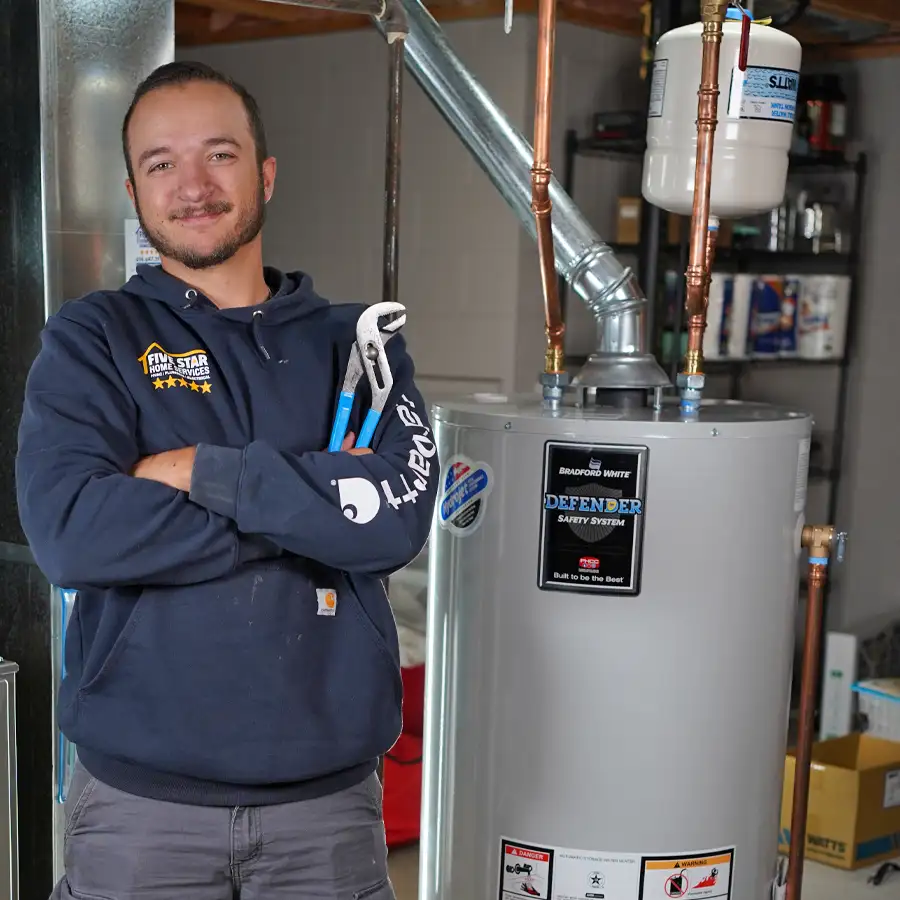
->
[422, 396, 812, 900]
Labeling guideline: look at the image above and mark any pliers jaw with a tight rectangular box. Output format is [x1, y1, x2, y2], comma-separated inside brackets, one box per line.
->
[327, 302, 407, 452]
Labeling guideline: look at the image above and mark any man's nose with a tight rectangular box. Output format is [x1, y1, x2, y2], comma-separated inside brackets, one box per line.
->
[177, 163, 214, 203]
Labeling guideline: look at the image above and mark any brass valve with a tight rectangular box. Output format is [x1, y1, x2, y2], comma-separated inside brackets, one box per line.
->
[701, 1, 729, 23]
[800, 525, 848, 563]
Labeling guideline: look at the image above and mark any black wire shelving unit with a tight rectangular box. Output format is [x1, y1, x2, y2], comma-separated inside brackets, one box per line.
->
[560, 129, 868, 533]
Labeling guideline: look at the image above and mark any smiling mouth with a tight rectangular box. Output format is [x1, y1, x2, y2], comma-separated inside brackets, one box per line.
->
[172, 203, 232, 225]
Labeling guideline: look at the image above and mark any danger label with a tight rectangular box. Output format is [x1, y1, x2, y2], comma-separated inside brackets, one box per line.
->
[500, 840, 554, 899]
[640, 849, 734, 900]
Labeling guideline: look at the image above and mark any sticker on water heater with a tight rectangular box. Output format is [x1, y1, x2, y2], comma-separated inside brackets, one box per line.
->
[538, 441, 648, 595]
[438, 455, 494, 537]
[498, 836, 642, 900]
[499, 840, 554, 900]
[639, 848, 734, 900]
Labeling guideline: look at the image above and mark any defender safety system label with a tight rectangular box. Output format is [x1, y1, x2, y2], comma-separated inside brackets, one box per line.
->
[538, 442, 648, 595]
[498, 839, 734, 900]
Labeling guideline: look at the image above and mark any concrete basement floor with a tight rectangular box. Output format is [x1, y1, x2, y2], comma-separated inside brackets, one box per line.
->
[387, 844, 894, 900]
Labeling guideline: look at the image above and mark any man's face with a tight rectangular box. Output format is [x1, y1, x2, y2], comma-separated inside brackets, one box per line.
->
[125, 80, 276, 271]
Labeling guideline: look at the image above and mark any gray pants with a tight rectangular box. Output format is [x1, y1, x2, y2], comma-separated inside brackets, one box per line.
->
[52, 762, 396, 900]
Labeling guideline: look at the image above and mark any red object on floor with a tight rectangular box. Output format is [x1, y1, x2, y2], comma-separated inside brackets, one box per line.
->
[383, 663, 425, 849]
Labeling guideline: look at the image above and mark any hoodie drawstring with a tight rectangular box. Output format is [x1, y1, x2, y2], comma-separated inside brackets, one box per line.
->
[181, 288, 273, 363]
[252, 310, 271, 362]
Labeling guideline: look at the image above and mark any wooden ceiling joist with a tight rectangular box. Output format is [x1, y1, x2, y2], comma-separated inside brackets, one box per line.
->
[175, 0, 900, 60]
[179, 0, 314, 20]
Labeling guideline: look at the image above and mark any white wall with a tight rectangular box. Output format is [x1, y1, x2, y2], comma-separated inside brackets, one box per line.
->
[829, 56, 900, 635]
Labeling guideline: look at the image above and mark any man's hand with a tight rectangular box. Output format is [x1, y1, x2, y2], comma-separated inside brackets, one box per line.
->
[339, 433, 373, 456]
[132, 446, 197, 492]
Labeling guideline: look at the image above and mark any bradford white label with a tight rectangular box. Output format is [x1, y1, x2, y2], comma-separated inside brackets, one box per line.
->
[538, 442, 648, 596]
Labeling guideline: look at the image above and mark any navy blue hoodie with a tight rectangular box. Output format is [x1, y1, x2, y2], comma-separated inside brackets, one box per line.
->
[16, 263, 439, 805]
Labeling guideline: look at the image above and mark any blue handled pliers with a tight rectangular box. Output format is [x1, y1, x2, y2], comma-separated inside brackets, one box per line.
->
[328, 301, 407, 452]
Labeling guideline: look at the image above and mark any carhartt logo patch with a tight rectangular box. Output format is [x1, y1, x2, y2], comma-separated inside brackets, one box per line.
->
[138, 342, 213, 394]
[316, 589, 337, 616]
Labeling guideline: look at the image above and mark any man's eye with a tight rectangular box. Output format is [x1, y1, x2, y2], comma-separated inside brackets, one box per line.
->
[148, 162, 171, 174]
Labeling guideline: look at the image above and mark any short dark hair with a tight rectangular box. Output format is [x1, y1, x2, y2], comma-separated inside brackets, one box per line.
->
[121, 60, 268, 180]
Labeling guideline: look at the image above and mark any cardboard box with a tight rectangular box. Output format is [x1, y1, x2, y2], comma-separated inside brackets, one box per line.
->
[778, 733, 900, 870]
[616, 197, 641, 245]
[666, 213, 733, 248]
[615, 203, 735, 249]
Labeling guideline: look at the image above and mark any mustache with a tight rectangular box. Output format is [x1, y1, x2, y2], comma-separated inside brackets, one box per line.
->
[170, 200, 233, 220]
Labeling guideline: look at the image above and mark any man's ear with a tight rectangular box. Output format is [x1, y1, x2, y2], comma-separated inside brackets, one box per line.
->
[263, 156, 277, 203]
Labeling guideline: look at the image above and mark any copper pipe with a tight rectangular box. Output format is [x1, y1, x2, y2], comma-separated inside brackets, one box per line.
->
[532, 0, 565, 376]
[682, 2, 728, 379]
[787, 525, 836, 900]
[383, 37, 404, 308]
[692, 221, 719, 348]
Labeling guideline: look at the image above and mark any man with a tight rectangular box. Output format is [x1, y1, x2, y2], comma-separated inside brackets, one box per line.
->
[16, 60, 439, 899]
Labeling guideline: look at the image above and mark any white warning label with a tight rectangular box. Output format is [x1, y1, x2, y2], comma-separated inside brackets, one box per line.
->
[639, 849, 734, 900]
[552, 849, 641, 900]
[500, 841, 554, 899]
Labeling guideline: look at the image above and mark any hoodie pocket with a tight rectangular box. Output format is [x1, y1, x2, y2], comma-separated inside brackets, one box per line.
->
[68, 561, 403, 786]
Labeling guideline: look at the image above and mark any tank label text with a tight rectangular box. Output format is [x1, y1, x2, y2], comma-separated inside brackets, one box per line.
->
[544, 495, 642, 515]
[648, 58, 668, 118]
[538, 442, 648, 597]
[727, 64, 799, 125]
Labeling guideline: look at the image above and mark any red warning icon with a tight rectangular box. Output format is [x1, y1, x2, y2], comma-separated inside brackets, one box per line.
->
[694, 868, 718, 889]
[664, 871, 689, 897]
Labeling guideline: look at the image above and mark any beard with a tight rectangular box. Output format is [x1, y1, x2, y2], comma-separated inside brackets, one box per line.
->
[135, 175, 267, 271]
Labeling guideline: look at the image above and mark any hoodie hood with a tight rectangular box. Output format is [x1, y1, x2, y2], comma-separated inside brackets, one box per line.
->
[123, 263, 331, 326]
[121, 263, 332, 364]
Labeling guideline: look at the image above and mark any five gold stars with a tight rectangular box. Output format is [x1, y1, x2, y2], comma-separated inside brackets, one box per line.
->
[151, 376, 212, 394]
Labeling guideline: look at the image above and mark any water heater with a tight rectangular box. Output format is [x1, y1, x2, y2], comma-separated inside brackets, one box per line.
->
[642, 10, 802, 218]
[421, 395, 811, 900]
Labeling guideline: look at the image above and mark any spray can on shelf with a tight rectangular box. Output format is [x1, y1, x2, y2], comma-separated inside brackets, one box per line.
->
[780, 276, 801, 356]
[704, 273, 728, 360]
[749, 276, 784, 357]
[797, 275, 851, 360]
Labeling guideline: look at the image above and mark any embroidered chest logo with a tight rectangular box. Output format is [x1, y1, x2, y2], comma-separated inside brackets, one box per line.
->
[138, 342, 213, 394]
